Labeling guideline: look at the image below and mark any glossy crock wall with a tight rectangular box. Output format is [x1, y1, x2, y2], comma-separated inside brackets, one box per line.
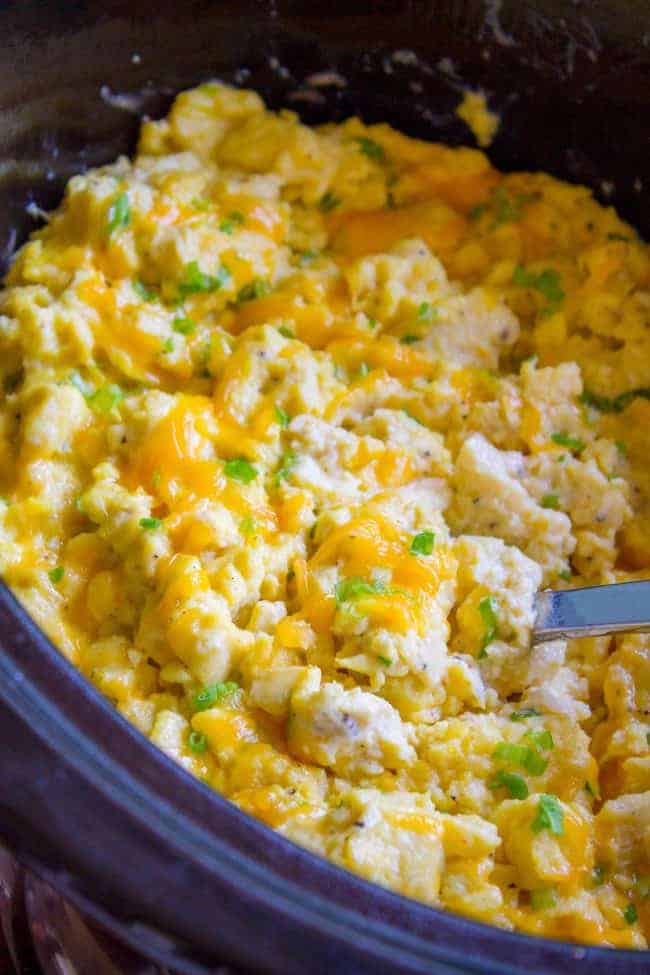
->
[0, 2, 649, 974]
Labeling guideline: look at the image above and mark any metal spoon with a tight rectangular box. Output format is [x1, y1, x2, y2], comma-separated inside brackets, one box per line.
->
[533, 579, 650, 644]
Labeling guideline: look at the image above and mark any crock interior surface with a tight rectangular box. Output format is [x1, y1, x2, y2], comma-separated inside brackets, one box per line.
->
[1, 0, 649, 275]
[0, 3, 649, 974]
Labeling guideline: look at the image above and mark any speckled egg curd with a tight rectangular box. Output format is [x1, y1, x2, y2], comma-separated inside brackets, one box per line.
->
[1, 82, 649, 947]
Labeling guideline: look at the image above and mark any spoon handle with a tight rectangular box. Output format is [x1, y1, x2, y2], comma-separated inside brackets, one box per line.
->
[533, 579, 650, 645]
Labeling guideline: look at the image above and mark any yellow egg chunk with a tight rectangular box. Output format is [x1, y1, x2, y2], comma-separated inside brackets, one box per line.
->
[456, 90, 500, 149]
[0, 81, 648, 947]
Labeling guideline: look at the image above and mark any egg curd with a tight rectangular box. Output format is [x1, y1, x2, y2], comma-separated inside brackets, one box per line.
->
[0, 82, 648, 947]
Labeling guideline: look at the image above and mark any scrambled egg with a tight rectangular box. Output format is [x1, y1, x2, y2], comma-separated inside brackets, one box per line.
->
[0, 82, 648, 947]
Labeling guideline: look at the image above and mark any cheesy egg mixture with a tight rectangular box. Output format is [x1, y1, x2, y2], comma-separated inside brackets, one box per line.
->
[0, 82, 649, 947]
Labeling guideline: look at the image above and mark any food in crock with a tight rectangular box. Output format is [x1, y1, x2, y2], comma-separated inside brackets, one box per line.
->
[0, 82, 648, 947]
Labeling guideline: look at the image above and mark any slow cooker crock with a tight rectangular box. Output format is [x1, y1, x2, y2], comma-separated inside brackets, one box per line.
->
[0, 2, 648, 973]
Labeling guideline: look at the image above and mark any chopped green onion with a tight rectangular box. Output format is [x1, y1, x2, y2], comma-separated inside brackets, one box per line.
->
[474, 187, 535, 227]
[551, 431, 585, 453]
[219, 211, 244, 234]
[535, 269, 564, 305]
[160, 337, 174, 354]
[519, 354, 537, 370]
[478, 595, 498, 658]
[178, 260, 230, 299]
[278, 325, 294, 339]
[526, 729, 554, 751]
[579, 389, 615, 412]
[48, 566, 64, 584]
[86, 384, 124, 413]
[491, 187, 535, 227]
[614, 388, 650, 412]
[623, 903, 638, 926]
[355, 136, 385, 161]
[400, 334, 419, 345]
[275, 405, 290, 428]
[376, 655, 392, 667]
[224, 458, 258, 484]
[319, 190, 341, 213]
[493, 742, 530, 765]
[417, 302, 438, 322]
[541, 493, 560, 510]
[240, 515, 256, 535]
[107, 192, 131, 236]
[469, 202, 489, 221]
[410, 531, 435, 556]
[358, 362, 369, 377]
[198, 339, 214, 375]
[510, 708, 541, 722]
[237, 278, 271, 304]
[489, 769, 529, 799]
[139, 517, 161, 531]
[493, 741, 548, 776]
[335, 576, 387, 607]
[512, 265, 536, 288]
[531, 794, 564, 835]
[523, 751, 549, 775]
[193, 681, 239, 712]
[512, 265, 564, 312]
[580, 388, 650, 414]
[133, 278, 156, 302]
[188, 731, 208, 753]
[530, 888, 557, 911]
[275, 450, 297, 485]
[558, 570, 572, 582]
[173, 315, 196, 335]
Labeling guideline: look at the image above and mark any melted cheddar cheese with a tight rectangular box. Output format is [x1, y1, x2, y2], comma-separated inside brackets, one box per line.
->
[0, 82, 648, 947]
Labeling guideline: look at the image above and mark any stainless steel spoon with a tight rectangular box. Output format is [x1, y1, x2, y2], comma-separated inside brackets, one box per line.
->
[533, 579, 650, 644]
